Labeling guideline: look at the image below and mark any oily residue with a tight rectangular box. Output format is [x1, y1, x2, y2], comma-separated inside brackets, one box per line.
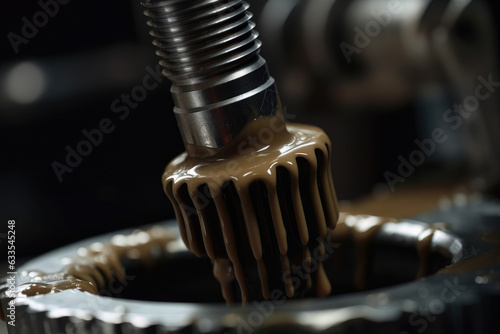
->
[332, 213, 396, 290]
[14, 278, 98, 298]
[331, 214, 450, 289]
[0, 226, 176, 320]
[163, 116, 339, 303]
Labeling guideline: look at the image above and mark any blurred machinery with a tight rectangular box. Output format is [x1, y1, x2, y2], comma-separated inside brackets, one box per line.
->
[1, 0, 499, 257]
[1, 0, 500, 333]
[253, 0, 500, 197]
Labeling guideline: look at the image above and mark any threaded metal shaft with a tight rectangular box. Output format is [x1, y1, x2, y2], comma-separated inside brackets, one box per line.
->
[142, 0, 283, 157]
[144, 0, 259, 83]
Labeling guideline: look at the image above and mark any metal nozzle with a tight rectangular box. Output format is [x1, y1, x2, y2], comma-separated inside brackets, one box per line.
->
[143, 0, 282, 157]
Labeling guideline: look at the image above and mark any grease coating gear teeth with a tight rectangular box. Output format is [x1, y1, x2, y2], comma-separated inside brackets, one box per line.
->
[163, 122, 338, 302]
[142, 0, 339, 302]
[6, 205, 500, 333]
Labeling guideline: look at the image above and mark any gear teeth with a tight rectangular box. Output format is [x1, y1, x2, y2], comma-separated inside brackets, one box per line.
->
[7, 203, 500, 333]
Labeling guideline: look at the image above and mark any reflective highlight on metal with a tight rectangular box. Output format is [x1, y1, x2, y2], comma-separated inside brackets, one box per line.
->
[4, 201, 500, 333]
[143, 0, 282, 156]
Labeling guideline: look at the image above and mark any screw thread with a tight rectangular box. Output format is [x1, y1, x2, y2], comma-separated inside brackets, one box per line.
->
[142, 0, 282, 156]
[143, 0, 261, 85]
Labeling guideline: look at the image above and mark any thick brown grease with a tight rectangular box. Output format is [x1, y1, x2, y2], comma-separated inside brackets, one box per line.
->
[0, 212, 463, 321]
[333, 213, 396, 290]
[0, 226, 175, 320]
[331, 214, 449, 289]
[163, 116, 339, 303]
[14, 279, 98, 298]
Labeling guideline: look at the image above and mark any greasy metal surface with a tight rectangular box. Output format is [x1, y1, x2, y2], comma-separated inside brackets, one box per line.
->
[4, 200, 500, 333]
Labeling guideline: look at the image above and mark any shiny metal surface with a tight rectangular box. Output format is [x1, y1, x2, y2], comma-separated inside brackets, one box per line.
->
[4, 200, 500, 333]
[143, 0, 282, 156]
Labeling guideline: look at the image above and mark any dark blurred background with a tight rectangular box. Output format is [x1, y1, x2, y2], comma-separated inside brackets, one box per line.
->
[1, 0, 499, 259]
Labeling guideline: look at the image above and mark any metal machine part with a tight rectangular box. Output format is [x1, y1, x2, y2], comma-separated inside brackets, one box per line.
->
[145, 0, 338, 303]
[3, 200, 500, 333]
[257, 0, 497, 107]
[4, 1, 500, 332]
[256, 0, 500, 185]
[142, 0, 282, 156]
